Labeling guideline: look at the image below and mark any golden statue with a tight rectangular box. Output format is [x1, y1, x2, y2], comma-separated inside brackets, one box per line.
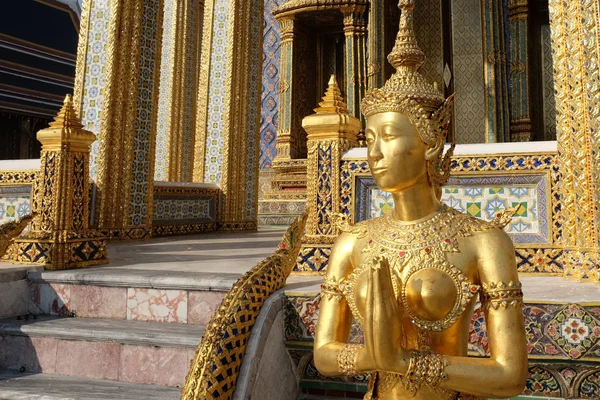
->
[314, 1, 528, 399]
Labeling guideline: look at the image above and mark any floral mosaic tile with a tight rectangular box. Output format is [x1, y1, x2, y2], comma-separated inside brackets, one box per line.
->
[361, 174, 550, 246]
[0, 187, 31, 224]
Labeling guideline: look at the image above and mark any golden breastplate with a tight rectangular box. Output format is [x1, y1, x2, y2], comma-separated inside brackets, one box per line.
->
[338, 205, 491, 332]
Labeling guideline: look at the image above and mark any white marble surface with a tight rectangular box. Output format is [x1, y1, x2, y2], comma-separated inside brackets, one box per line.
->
[0, 159, 40, 170]
[0, 371, 180, 399]
[343, 141, 558, 159]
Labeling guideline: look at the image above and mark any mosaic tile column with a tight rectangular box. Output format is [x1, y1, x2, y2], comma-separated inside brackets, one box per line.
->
[74, 0, 164, 239]
[155, 0, 204, 182]
[193, 0, 264, 230]
[296, 77, 360, 273]
[482, 0, 511, 143]
[367, 0, 386, 90]
[549, 0, 600, 282]
[342, 6, 367, 120]
[272, 16, 295, 161]
[508, 0, 532, 142]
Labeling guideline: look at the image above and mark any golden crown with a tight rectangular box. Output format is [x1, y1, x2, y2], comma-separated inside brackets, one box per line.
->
[361, 0, 454, 140]
[361, 0, 455, 189]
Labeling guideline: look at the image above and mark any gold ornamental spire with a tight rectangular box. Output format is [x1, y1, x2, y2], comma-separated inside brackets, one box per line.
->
[314, 75, 350, 115]
[387, 0, 425, 69]
[37, 95, 96, 152]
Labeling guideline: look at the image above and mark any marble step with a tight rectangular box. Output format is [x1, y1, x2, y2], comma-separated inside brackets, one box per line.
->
[27, 270, 234, 325]
[0, 371, 181, 399]
[0, 316, 202, 387]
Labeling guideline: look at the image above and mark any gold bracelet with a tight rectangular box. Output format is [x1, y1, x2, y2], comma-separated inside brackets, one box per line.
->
[337, 344, 362, 376]
[481, 280, 523, 309]
[403, 350, 450, 395]
[321, 276, 346, 302]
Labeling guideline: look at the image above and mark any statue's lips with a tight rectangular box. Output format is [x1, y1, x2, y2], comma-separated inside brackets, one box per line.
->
[371, 168, 388, 175]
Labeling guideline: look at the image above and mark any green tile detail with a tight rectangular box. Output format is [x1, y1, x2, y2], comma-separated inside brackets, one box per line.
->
[512, 202, 528, 217]
[466, 202, 482, 217]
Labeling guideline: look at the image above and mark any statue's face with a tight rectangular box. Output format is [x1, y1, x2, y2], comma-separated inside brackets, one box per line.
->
[365, 111, 428, 192]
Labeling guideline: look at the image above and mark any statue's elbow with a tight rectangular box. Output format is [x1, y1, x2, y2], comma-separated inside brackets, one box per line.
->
[313, 346, 335, 377]
[497, 367, 528, 398]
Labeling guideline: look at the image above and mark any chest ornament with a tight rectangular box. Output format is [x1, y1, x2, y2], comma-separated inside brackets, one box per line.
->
[337, 205, 493, 332]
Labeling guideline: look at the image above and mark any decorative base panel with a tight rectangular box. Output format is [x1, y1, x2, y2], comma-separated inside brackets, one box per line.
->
[10, 236, 108, 270]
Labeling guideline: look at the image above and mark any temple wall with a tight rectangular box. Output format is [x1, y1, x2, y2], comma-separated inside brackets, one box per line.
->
[451, 0, 487, 143]
[260, 0, 288, 169]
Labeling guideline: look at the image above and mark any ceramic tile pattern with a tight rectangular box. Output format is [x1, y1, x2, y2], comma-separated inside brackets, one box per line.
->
[80, 0, 111, 179]
[362, 174, 550, 246]
[0, 186, 31, 225]
[154, 0, 175, 181]
[153, 198, 213, 221]
[204, 0, 230, 183]
[128, 0, 160, 227]
[260, 0, 287, 169]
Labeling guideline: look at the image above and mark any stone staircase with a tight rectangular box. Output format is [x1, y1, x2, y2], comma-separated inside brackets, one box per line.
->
[0, 265, 234, 399]
[0, 229, 284, 399]
[0, 267, 240, 399]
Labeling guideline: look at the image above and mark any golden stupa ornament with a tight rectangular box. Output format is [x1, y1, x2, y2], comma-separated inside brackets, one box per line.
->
[361, 0, 455, 189]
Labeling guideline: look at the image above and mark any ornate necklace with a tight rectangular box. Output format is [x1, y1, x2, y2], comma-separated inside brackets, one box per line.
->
[339, 205, 490, 332]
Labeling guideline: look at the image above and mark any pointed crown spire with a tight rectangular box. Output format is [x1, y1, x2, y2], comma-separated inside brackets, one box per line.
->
[360, 0, 456, 190]
[361, 0, 448, 140]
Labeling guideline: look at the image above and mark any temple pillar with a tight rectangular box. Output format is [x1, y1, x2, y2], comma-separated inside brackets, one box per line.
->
[508, 0, 533, 142]
[155, 0, 204, 182]
[192, 0, 264, 230]
[273, 16, 296, 161]
[74, 0, 164, 239]
[9, 96, 108, 269]
[366, 0, 386, 90]
[549, 0, 600, 282]
[341, 5, 367, 120]
[482, 0, 511, 143]
[296, 76, 360, 273]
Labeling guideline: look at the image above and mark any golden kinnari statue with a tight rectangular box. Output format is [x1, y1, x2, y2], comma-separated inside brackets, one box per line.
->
[314, 1, 528, 399]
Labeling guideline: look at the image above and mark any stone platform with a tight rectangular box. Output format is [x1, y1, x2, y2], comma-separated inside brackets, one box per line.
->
[0, 228, 285, 399]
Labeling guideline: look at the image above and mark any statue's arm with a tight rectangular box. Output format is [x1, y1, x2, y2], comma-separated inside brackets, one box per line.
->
[314, 232, 371, 376]
[440, 228, 528, 398]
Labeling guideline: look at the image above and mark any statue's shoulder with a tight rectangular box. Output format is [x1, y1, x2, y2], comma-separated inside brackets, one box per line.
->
[452, 205, 520, 237]
[331, 213, 369, 238]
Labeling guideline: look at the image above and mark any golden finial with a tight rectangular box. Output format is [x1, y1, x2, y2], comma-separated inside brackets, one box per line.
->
[49, 94, 85, 130]
[314, 75, 350, 115]
[37, 94, 95, 150]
